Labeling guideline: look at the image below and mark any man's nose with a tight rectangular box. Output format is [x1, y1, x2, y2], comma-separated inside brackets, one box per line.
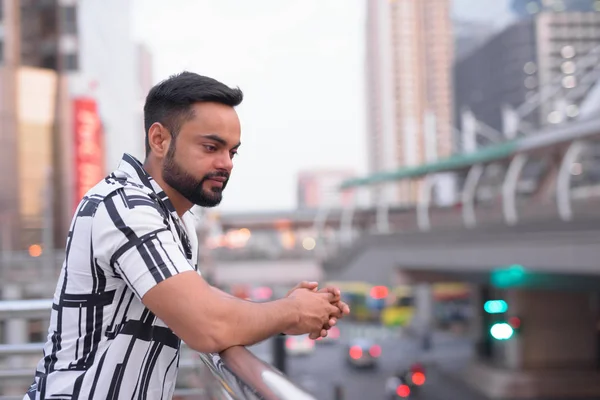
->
[215, 152, 233, 172]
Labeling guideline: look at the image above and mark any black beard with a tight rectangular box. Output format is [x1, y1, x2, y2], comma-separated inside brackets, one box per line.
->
[162, 147, 229, 208]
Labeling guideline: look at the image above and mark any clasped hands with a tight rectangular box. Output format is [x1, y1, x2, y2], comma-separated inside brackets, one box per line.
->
[285, 281, 351, 340]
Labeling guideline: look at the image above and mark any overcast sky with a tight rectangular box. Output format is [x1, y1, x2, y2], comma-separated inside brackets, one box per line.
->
[132, 0, 513, 212]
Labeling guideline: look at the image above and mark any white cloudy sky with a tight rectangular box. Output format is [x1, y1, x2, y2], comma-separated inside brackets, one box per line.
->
[132, 0, 513, 212]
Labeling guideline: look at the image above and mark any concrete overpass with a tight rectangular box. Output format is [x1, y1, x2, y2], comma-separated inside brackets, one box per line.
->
[315, 115, 600, 399]
[320, 115, 600, 284]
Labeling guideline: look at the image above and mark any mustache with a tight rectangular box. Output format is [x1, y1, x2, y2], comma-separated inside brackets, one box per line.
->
[203, 171, 230, 181]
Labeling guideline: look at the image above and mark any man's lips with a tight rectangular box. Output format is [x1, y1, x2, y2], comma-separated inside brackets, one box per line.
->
[208, 176, 227, 183]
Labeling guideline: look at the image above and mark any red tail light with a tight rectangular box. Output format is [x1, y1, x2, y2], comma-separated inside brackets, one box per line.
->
[349, 345, 362, 359]
[369, 344, 381, 358]
[410, 362, 425, 373]
[396, 384, 410, 398]
[412, 371, 426, 386]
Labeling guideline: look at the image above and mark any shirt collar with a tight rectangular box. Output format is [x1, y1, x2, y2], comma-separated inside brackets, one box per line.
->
[116, 153, 178, 216]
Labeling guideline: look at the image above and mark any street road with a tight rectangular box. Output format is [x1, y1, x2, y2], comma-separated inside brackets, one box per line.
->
[248, 322, 482, 400]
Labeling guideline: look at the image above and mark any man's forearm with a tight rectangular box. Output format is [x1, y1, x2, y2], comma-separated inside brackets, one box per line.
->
[208, 295, 297, 351]
[211, 286, 239, 300]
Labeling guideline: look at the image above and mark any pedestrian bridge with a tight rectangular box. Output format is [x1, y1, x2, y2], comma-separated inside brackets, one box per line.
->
[317, 115, 600, 287]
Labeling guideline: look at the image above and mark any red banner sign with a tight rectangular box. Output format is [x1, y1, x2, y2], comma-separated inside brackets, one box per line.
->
[73, 97, 104, 211]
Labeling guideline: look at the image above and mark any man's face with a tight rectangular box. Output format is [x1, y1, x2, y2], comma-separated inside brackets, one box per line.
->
[162, 102, 241, 207]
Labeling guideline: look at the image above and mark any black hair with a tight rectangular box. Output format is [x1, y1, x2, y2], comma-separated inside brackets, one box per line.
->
[143, 71, 244, 156]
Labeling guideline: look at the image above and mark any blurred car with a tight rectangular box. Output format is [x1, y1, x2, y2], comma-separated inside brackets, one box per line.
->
[285, 334, 315, 356]
[384, 376, 413, 399]
[345, 338, 381, 368]
[315, 325, 341, 345]
[385, 363, 427, 399]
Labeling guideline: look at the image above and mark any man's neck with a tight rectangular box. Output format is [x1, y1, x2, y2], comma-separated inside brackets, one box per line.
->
[143, 159, 191, 218]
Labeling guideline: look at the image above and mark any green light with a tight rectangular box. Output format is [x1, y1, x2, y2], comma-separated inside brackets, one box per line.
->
[483, 300, 508, 314]
[490, 322, 514, 340]
[491, 264, 526, 288]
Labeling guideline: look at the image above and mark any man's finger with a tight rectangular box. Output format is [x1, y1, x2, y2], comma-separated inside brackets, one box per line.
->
[334, 300, 351, 316]
[318, 286, 341, 301]
[309, 331, 320, 340]
[328, 303, 342, 318]
[298, 281, 319, 290]
[286, 281, 319, 297]
[318, 291, 338, 303]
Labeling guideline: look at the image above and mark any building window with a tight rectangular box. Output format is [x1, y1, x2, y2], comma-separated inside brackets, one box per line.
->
[62, 6, 77, 35]
[40, 7, 58, 37]
[42, 54, 57, 70]
[63, 53, 78, 71]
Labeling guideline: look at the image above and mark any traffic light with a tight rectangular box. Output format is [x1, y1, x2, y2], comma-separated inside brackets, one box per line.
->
[491, 264, 526, 287]
[483, 300, 508, 314]
[490, 322, 513, 340]
[490, 316, 521, 340]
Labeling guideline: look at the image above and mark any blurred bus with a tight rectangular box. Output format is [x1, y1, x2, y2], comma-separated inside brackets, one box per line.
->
[326, 281, 375, 322]
[326, 281, 471, 327]
[381, 286, 414, 327]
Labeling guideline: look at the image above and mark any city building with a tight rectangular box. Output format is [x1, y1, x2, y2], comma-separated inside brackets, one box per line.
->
[365, 0, 454, 205]
[454, 12, 600, 138]
[0, 0, 146, 253]
[72, 0, 144, 171]
[453, 19, 498, 61]
[296, 170, 355, 210]
[512, 0, 600, 17]
[0, 0, 80, 251]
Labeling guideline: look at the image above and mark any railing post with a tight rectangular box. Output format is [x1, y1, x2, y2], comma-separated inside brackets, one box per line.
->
[333, 384, 344, 400]
[557, 140, 586, 221]
[2, 285, 27, 397]
[417, 175, 435, 231]
[272, 334, 287, 374]
[462, 164, 485, 228]
[502, 153, 528, 225]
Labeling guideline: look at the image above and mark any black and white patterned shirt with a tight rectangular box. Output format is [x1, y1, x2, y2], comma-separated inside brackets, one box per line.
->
[25, 154, 200, 400]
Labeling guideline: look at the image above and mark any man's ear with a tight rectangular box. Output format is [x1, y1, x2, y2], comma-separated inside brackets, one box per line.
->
[147, 122, 172, 158]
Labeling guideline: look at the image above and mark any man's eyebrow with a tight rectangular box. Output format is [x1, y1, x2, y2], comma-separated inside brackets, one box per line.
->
[200, 134, 227, 146]
[200, 134, 241, 149]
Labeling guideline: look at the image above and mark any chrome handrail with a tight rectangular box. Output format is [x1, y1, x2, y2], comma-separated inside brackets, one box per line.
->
[0, 300, 316, 400]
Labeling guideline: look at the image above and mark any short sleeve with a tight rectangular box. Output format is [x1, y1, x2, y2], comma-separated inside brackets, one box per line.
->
[92, 187, 196, 300]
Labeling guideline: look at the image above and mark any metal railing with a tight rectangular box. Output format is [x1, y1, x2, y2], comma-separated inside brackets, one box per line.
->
[0, 300, 316, 400]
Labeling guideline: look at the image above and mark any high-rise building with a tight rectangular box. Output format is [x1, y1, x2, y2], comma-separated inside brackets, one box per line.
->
[0, 0, 80, 251]
[296, 170, 355, 210]
[365, 0, 454, 205]
[454, 19, 497, 61]
[455, 12, 600, 137]
[72, 0, 143, 170]
[512, 0, 600, 17]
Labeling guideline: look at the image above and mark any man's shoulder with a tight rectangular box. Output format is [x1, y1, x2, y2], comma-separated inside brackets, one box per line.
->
[74, 173, 158, 220]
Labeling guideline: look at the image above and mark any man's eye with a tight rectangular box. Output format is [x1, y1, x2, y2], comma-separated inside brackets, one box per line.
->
[230, 151, 238, 159]
[204, 145, 217, 152]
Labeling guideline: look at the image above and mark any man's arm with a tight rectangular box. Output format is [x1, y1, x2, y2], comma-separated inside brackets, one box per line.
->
[211, 285, 245, 300]
[92, 188, 339, 353]
[142, 271, 298, 352]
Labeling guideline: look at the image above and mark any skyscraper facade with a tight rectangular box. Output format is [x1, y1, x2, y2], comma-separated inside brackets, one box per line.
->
[365, 0, 454, 205]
